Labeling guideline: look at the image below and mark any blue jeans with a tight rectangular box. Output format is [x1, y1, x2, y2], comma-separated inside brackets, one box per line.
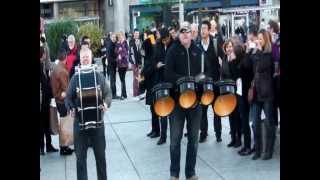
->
[74, 121, 107, 180]
[170, 104, 202, 178]
[250, 101, 276, 154]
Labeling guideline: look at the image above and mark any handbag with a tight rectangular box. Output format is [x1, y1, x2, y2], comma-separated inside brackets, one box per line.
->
[59, 115, 74, 146]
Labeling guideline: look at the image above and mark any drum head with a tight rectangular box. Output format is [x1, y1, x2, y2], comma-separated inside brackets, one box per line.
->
[154, 96, 175, 117]
[201, 91, 215, 106]
[213, 94, 237, 117]
[179, 90, 197, 109]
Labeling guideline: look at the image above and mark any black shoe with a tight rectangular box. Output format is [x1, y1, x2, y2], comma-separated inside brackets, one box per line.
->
[249, 147, 256, 154]
[150, 132, 160, 138]
[239, 148, 252, 156]
[157, 137, 166, 145]
[233, 141, 242, 148]
[199, 134, 207, 143]
[60, 147, 74, 156]
[147, 131, 154, 137]
[40, 149, 45, 155]
[216, 137, 222, 142]
[252, 153, 261, 160]
[238, 147, 246, 154]
[227, 141, 235, 147]
[262, 153, 273, 160]
[46, 145, 58, 153]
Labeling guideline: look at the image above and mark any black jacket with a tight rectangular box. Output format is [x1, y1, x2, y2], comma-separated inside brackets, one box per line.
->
[107, 41, 118, 66]
[196, 36, 220, 81]
[141, 38, 156, 105]
[246, 50, 274, 102]
[129, 39, 142, 66]
[164, 40, 202, 99]
[153, 40, 173, 83]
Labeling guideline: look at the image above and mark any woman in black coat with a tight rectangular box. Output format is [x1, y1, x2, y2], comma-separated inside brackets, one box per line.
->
[248, 29, 276, 160]
[220, 39, 242, 149]
[140, 31, 159, 138]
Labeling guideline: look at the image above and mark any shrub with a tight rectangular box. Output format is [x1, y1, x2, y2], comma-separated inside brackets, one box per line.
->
[45, 19, 78, 61]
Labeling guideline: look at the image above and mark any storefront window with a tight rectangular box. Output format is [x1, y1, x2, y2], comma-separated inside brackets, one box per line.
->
[40, 3, 54, 19]
[58, 0, 98, 18]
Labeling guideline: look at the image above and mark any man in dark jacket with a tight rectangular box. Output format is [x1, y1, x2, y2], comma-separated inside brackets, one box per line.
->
[65, 47, 112, 180]
[210, 18, 225, 142]
[164, 22, 202, 180]
[196, 20, 220, 143]
[151, 28, 173, 145]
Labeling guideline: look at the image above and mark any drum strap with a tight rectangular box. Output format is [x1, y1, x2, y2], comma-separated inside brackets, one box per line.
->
[93, 66, 99, 122]
[78, 66, 84, 123]
[201, 53, 204, 73]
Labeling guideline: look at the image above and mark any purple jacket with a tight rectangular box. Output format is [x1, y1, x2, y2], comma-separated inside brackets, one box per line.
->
[272, 33, 280, 62]
[115, 41, 129, 68]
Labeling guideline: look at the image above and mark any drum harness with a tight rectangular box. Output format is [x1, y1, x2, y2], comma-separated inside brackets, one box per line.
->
[77, 65, 100, 129]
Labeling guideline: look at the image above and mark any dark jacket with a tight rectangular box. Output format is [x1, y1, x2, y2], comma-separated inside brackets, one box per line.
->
[129, 39, 142, 66]
[40, 62, 53, 109]
[249, 50, 274, 102]
[141, 38, 156, 105]
[153, 40, 173, 83]
[196, 36, 220, 81]
[164, 40, 202, 99]
[220, 55, 241, 81]
[107, 41, 118, 66]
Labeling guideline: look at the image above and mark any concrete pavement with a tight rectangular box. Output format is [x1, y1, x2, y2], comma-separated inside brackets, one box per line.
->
[40, 59, 280, 180]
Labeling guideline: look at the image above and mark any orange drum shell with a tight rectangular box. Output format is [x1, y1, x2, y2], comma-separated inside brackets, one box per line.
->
[154, 96, 175, 117]
[201, 91, 215, 106]
[213, 94, 237, 117]
[179, 90, 197, 109]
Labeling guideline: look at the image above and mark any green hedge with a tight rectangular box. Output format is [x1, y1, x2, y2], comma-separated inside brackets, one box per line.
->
[45, 19, 78, 61]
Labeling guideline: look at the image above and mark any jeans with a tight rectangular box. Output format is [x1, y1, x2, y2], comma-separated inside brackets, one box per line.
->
[170, 104, 202, 178]
[200, 105, 208, 136]
[132, 64, 140, 97]
[118, 67, 127, 98]
[250, 101, 276, 155]
[74, 122, 107, 180]
[109, 64, 117, 97]
[237, 95, 251, 148]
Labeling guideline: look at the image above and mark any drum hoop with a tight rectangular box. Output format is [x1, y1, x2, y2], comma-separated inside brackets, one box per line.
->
[176, 76, 195, 85]
[151, 83, 173, 94]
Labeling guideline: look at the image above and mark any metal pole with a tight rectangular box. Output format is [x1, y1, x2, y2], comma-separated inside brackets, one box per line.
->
[179, 0, 184, 24]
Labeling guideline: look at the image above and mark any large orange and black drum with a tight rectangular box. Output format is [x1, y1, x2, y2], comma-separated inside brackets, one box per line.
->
[151, 82, 175, 117]
[213, 79, 237, 117]
[198, 77, 215, 106]
[176, 76, 197, 109]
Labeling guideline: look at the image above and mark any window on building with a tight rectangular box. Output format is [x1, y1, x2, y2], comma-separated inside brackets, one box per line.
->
[40, 3, 54, 19]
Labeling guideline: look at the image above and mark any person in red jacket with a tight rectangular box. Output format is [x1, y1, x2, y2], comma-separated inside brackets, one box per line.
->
[65, 35, 78, 73]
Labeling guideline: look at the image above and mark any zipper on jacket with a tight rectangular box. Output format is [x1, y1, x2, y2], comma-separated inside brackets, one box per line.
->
[186, 47, 191, 76]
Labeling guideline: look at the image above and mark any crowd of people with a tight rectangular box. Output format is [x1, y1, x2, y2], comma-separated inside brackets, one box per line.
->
[40, 16, 280, 180]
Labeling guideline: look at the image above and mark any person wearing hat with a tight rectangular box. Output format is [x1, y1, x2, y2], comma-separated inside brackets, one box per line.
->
[164, 22, 203, 180]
